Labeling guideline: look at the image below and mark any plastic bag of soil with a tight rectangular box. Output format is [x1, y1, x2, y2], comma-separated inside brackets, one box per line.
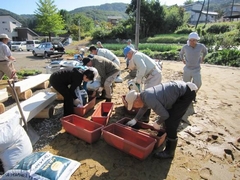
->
[1, 151, 80, 180]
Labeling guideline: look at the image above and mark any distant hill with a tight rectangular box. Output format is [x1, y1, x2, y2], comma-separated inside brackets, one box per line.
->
[0, 8, 27, 26]
[1, 1, 240, 27]
[69, 3, 129, 21]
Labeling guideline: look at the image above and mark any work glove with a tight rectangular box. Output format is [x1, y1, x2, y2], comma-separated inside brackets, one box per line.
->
[153, 121, 161, 130]
[126, 119, 137, 126]
[98, 87, 103, 92]
[73, 98, 81, 106]
[97, 87, 104, 96]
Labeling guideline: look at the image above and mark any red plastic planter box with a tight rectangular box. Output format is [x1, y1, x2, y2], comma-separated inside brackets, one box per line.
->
[116, 117, 167, 149]
[102, 123, 156, 160]
[91, 102, 114, 126]
[61, 114, 103, 143]
[122, 95, 140, 114]
[74, 97, 96, 116]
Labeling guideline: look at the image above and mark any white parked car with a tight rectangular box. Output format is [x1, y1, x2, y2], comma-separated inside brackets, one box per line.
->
[26, 40, 41, 51]
[11, 41, 26, 51]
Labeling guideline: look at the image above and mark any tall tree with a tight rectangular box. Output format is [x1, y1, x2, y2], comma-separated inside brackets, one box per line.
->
[34, 0, 65, 41]
[59, 9, 72, 34]
[126, 0, 165, 37]
[163, 5, 185, 33]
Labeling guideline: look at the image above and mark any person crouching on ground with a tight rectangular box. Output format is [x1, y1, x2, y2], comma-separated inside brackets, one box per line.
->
[82, 56, 120, 102]
[123, 46, 162, 122]
[125, 81, 197, 159]
[50, 68, 95, 116]
[0, 34, 18, 82]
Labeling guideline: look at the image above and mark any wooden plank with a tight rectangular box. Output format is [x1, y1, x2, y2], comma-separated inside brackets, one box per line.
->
[7, 74, 51, 94]
[0, 103, 5, 114]
[0, 88, 8, 102]
[35, 105, 55, 119]
[0, 92, 56, 125]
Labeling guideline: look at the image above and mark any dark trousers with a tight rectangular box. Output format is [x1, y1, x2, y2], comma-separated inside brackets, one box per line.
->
[50, 77, 74, 116]
[165, 87, 196, 139]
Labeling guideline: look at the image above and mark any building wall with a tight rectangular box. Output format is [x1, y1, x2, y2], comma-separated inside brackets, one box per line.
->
[0, 15, 22, 39]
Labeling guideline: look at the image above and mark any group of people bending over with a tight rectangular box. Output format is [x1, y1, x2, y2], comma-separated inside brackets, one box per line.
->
[50, 32, 207, 160]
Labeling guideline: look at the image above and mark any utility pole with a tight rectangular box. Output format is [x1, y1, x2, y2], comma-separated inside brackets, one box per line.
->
[78, 19, 81, 41]
[135, 0, 141, 50]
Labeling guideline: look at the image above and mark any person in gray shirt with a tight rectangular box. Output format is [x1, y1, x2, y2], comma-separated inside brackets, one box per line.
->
[125, 81, 197, 159]
[179, 32, 207, 94]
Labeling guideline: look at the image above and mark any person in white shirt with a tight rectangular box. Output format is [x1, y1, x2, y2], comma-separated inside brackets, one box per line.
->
[89, 45, 120, 66]
[0, 34, 18, 82]
[123, 46, 162, 121]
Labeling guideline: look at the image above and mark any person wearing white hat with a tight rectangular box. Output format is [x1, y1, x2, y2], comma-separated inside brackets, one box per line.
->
[179, 32, 208, 98]
[123, 46, 162, 122]
[96, 41, 103, 48]
[125, 81, 198, 159]
[126, 39, 135, 49]
[0, 34, 18, 82]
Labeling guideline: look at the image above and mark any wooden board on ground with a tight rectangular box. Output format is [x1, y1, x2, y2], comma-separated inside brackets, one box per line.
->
[6, 74, 51, 95]
[0, 88, 9, 114]
[0, 88, 8, 103]
[0, 92, 56, 125]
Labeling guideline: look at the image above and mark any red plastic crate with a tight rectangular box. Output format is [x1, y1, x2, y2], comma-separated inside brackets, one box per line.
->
[122, 95, 141, 114]
[74, 97, 96, 116]
[102, 123, 156, 160]
[116, 117, 167, 148]
[60, 114, 103, 143]
[91, 102, 114, 126]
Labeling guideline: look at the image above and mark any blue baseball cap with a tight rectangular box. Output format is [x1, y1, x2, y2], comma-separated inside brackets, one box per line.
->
[123, 46, 132, 57]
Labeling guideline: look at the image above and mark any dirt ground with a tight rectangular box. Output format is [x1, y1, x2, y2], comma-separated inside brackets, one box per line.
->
[3, 48, 240, 180]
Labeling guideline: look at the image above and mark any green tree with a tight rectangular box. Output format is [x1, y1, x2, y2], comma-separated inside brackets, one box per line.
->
[34, 0, 65, 41]
[69, 13, 95, 40]
[163, 5, 185, 33]
[59, 9, 72, 34]
[126, 0, 165, 37]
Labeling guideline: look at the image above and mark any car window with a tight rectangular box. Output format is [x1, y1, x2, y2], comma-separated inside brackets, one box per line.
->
[26, 41, 34, 44]
[12, 42, 21, 45]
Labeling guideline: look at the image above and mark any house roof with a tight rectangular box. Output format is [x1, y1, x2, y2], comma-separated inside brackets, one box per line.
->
[0, 14, 22, 25]
[191, 9, 218, 16]
[15, 27, 39, 37]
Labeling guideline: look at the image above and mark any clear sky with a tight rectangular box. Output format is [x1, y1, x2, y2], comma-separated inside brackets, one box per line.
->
[1, 0, 187, 15]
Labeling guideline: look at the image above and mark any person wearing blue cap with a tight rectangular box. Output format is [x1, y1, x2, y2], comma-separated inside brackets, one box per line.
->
[123, 46, 162, 122]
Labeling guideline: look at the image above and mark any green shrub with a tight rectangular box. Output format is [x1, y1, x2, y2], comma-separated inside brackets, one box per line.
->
[2, 70, 43, 80]
[206, 24, 230, 34]
[205, 49, 240, 67]
[175, 27, 193, 34]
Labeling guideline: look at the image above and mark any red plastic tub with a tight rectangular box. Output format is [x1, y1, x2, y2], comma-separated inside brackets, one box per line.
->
[61, 114, 103, 143]
[102, 123, 156, 160]
[91, 102, 114, 126]
[122, 95, 141, 114]
[116, 117, 166, 148]
[74, 97, 96, 116]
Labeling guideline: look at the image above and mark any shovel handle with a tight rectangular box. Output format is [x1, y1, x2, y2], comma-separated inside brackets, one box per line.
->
[7, 79, 29, 131]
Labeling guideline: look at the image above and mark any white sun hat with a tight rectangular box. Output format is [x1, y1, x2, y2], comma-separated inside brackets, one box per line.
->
[188, 32, 200, 40]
